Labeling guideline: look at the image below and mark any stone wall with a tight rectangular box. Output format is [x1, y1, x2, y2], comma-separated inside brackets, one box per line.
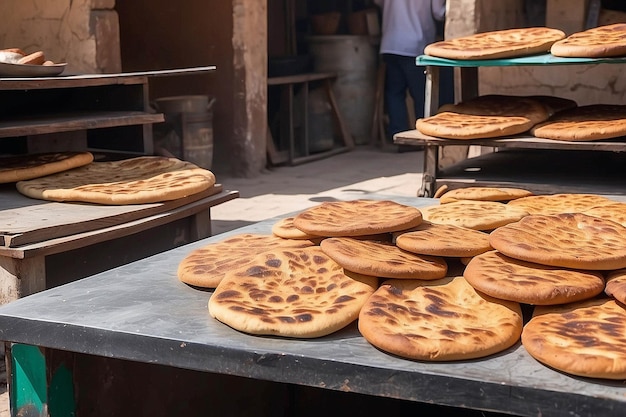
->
[446, 0, 626, 106]
[0, 0, 120, 73]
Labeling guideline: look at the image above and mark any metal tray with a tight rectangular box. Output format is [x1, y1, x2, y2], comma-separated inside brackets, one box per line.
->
[0, 61, 67, 77]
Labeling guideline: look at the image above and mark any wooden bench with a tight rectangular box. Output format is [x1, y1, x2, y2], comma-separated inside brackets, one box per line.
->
[0, 185, 238, 303]
[267, 72, 355, 166]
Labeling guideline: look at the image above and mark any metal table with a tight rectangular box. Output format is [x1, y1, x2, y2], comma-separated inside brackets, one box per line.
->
[0, 195, 624, 417]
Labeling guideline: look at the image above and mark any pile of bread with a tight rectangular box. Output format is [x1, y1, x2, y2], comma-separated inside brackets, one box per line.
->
[0, 151, 216, 205]
[0, 48, 57, 66]
[179, 188, 626, 381]
[416, 23, 626, 142]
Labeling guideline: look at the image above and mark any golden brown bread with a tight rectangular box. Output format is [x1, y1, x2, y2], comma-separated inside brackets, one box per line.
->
[17, 51, 45, 65]
[209, 246, 379, 338]
[358, 276, 523, 361]
[522, 297, 626, 379]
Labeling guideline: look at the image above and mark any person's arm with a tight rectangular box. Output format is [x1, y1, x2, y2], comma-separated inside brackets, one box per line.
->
[432, 0, 446, 21]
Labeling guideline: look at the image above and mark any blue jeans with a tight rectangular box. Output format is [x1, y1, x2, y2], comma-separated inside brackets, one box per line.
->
[382, 53, 453, 140]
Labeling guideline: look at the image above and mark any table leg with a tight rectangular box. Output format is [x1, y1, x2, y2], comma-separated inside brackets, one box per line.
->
[0, 257, 46, 304]
[419, 145, 439, 197]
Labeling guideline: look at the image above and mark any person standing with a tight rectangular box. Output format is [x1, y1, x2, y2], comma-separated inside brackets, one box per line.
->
[374, 0, 453, 143]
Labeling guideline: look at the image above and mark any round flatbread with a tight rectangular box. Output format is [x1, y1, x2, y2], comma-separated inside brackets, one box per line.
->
[0, 151, 94, 183]
[507, 193, 613, 215]
[439, 186, 533, 204]
[464, 250, 605, 305]
[358, 276, 523, 361]
[424, 27, 566, 60]
[530, 104, 626, 141]
[16, 156, 216, 205]
[416, 112, 536, 140]
[319, 237, 448, 279]
[583, 201, 626, 227]
[550, 23, 626, 58]
[292, 199, 423, 237]
[271, 216, 319, 240]
[177, 233, 315, 288]
[522, 297, 626, 379]
[489, 212, 626, 270]
[208, 246, 379, 338]
[395, 222, 492, 258]
[605, 268, 626, 305]
[420, 200, 529, 231]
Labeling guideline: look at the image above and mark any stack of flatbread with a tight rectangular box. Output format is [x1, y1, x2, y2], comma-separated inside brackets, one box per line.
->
[181, 193, 626, 377]
[463, 196, 626, 380]
[415, 94, 574, 140]
[201, 198, 528, 361]
[530, 104, 626, 141]
[10, 154, 216, 205]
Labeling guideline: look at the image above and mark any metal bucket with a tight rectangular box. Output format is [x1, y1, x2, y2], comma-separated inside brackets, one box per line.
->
[152, 95, 215, 170]
[307, 35, 378, 145]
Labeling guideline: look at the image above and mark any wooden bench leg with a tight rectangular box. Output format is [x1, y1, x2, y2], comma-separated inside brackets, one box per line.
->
[324, 79, 355, 149]
[0, 256, 46, 304]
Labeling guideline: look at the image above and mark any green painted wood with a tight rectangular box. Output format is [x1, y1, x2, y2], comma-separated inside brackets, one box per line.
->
[12, 344, 46, 415]
[49, 364, 76, 417]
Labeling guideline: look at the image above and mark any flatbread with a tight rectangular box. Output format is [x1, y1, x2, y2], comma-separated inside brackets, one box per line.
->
[419, 95, 551, 139]
[208, 246, 379, 338]
[292, 199, 423, 237]
[319, 237, 448, 279]
[507, 193, 613, 215]
[424, 27, 566, 60]
[177, 233, 315, 288]
[583, 201, 626, 227]
[439, 186, 533, 204]
[16, 156, 216, 205]
[522, 297, 626, 379]
[464, 250, 605, 305]
[530, 104, 626, 141]
[416, 112, 537, 140]
[395, 222, 492, 258]
[550, 23, 626, 58]
[271, 216, 319, 240]
[489, 212, 626, 270]
[358, 276, 523, 361]
[437, 95, 551, 124]
[419, 200, 529, 231]
[0, 151, 93, 183]
[605, 268, 626, 305]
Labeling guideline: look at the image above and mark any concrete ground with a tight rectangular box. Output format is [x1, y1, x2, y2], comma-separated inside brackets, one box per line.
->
[0, 145, 425, 416]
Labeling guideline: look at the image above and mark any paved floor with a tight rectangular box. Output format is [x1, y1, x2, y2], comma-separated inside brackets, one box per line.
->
[0, 145, 425, 416]
[211, 146, 426, 235]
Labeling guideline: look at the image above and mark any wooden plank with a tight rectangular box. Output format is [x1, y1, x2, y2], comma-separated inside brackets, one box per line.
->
[0, 189, 239, 259]
[267, 72, 337, 86]
[0, 66, 217, 90]
[0, 111, 164, 138]
[0, 185, 226, 248]
[394, 129, 626, 152]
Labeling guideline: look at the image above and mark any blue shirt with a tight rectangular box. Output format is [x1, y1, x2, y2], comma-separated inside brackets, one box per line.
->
[375, 0, 446, 57]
